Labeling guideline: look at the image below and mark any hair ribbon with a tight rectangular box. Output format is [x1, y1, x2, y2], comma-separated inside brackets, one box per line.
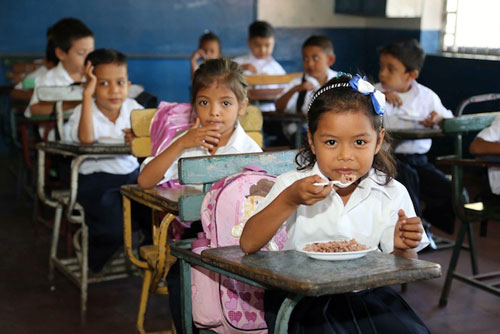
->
[349, 75, 385, 115]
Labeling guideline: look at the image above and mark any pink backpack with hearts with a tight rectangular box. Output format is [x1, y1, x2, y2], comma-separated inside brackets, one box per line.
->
[191, 166, 287, 333]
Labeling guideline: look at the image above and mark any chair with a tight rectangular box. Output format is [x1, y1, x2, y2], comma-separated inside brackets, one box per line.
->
[122, 104, 264, 333]
[437, 94, 500, 306]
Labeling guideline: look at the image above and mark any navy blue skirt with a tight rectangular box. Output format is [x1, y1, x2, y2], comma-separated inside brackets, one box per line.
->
[265, 286, 430, 334]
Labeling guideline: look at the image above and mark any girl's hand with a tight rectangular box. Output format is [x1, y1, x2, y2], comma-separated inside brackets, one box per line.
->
[285, 175, 331, 207]
[419, 111, 443, 127]
[191, 48, 207, 62]
[384, 91, 402, 107]
[394, 209, 423, 250]
[178, 118, 221, 152]
[122, 128, 135, 145]
[83, 61, 96, 97]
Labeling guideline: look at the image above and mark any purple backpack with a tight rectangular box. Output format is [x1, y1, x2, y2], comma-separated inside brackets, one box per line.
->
[191, 166, 287, 333]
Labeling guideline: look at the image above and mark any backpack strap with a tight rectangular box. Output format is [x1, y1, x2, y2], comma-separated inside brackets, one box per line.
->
[295, 75, 307, 114]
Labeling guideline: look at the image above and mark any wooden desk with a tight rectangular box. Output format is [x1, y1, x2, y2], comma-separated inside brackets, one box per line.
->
[389, 128, 444, 140]
[170, 243, 441, 334]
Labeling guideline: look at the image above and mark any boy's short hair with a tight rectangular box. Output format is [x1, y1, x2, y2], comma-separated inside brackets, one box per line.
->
[248, 21, 274, 39]
[378, 39, 425, 72]
[45, 26, 58, 65]
[199, 31, 220, 47]
[50, 18, 93, 53]
[302, 35, 335, 55]
[85, 49, 127, 69]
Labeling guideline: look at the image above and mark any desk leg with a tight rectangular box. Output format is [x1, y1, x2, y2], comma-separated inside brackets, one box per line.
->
[179, 259, 193, 334]
[275, 294, 303, 334]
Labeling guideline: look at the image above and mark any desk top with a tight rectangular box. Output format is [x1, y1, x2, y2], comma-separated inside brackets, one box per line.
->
[389, 128, 444, 140]
[120, 184, 200, 213]
[36, 141, 131, 155]
[200, 246, 441, 296]
[437, 155, 500, 168]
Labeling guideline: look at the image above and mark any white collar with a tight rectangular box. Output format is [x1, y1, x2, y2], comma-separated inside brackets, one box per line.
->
[304, 68, 337, 87]
[92, 98, 128, 124]
[310, 163, 391, 199]
[219, 121, 246, 151]
[53, 62, 74, 83]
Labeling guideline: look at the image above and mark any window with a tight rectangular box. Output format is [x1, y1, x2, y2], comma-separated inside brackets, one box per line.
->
[442, 0, 500, 55]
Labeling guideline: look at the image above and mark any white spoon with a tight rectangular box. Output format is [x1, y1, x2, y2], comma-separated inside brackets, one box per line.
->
[314, 178, 355, 189]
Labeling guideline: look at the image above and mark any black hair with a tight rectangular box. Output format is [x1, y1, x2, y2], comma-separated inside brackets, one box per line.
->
[378, 39, 425, 72]
[191, 58, 247, 106]
[50, 17, 93, 53]
[45, 26, 58, 65]
[248, 21, 275, 39]
[296, 75, 396, 184]
[85, 48, 127, 69]
[302, 35, 335, 55]
[199, 31, 221, 48]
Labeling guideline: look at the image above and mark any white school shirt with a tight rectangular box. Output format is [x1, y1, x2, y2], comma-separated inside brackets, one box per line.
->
[476, 114, 500, 194]
[25, 62, 78, 118]
[66, 98, 141, 175]
[278, 68, 338, 137]
[232, 53, 286, 112]
[141, 121, 263, 186]
[252, 164, 429, 253]
[375, 81, 454, 154]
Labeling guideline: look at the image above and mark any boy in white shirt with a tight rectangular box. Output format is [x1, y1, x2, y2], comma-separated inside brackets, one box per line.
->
[233, 20, 286, 112]
[376, 39, 455, 237]
[66, 48, 147, 273]
[26, 18, 94, 117]
[275, 35, 338, 142]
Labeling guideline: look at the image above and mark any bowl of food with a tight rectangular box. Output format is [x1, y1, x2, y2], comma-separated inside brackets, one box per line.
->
[297, 237, 377, 261]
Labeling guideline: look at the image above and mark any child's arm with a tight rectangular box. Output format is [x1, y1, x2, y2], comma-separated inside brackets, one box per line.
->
[190, 49, 206, 78]
[78, 62, 97, 144]
[383, 92, 402, 107]
[240, 63, 258, 74]
[470, 137, 500, 155]
[275, 81, 314, 113]
[392, 209, 423, 259]
[240, 174, 331, 253]
[137, 118, 222, 189]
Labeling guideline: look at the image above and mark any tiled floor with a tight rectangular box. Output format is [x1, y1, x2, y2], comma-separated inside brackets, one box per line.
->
[0, 156, 499, 333]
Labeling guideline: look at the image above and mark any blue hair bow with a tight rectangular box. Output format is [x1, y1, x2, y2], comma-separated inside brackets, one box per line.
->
[349, 75, 385, 116]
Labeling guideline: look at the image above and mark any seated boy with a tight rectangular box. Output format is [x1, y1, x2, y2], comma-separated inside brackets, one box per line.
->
[470, 114, 500, 201]
[233, 20, 286, 112]
[375, 39, 455, 237]
[275, 35, 337, 140]
[66, 48, 148, 273]
[26, 17, 94, 117]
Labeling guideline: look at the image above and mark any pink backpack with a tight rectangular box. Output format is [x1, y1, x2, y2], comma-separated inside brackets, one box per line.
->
[150, 101, 194, 160]
[191, 166, 288, 333]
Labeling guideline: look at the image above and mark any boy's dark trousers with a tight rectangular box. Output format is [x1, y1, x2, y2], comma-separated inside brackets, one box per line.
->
[396, 153, 455, 234]
[77, 169, 152, 272]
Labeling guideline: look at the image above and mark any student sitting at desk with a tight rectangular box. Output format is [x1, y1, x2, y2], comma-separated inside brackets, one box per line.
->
[66, 48, 146, 273]
[138, 58, 262, 190]
[26, 17, 94, 117]
[233, 20, 286, 112]
[375, 39, 455, 238]
[190, 31, 221, 78]
[275, 35, 338, 141]
[9, 25, 58, 102]
[470, 114, 500, 201]
[241, 75, 430, 333]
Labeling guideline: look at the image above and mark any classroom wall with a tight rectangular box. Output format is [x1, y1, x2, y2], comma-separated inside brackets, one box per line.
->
[0, 0, 255, 102]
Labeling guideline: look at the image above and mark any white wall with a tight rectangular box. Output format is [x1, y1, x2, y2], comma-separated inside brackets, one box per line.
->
[258, 0, 444, 30]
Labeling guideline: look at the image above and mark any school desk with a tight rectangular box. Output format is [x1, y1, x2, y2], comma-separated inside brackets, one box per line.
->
[36, 140, 133, 322]
[170, 242, 441, 334]
[436, 111, 500, 305]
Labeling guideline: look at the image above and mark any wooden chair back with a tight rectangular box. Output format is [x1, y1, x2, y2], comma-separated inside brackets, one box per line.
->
[176, 150, 297, 222]
[130, 105, 264, 157]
